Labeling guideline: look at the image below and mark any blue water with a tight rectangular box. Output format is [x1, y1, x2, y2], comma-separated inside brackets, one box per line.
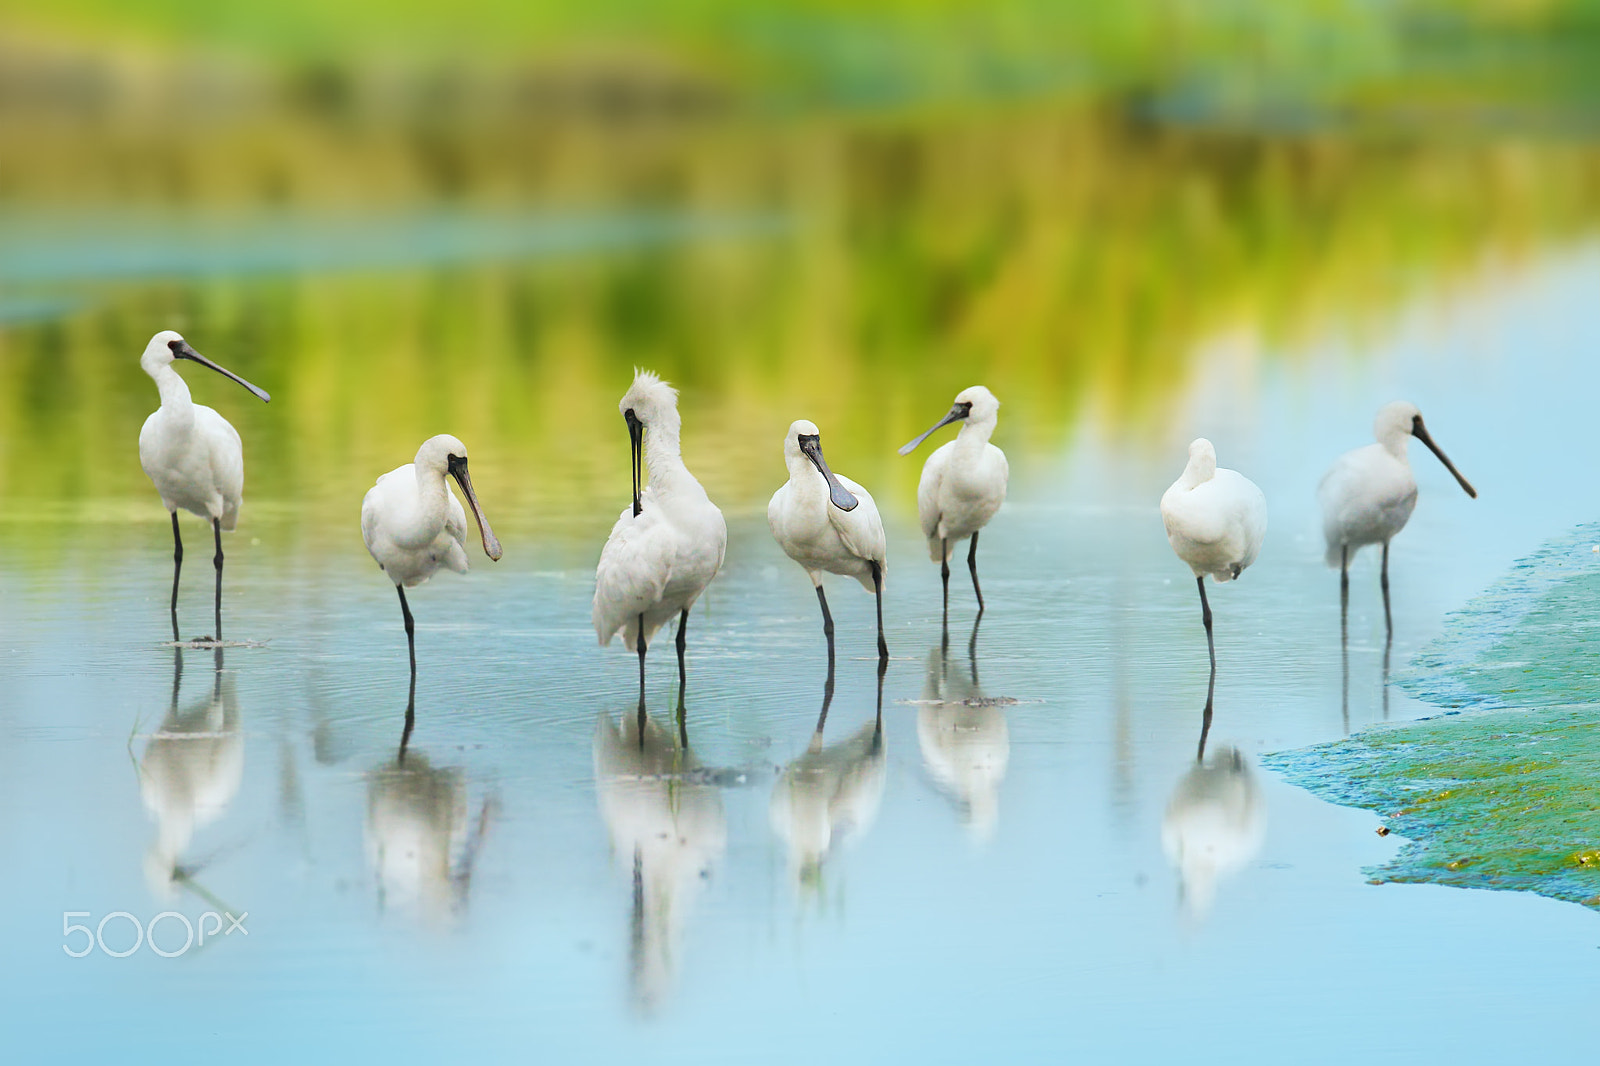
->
[4, 245, 1600, 1063]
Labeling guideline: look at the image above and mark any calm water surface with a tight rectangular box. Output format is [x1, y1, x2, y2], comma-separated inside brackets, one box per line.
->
[4, 244, 1600, 1062]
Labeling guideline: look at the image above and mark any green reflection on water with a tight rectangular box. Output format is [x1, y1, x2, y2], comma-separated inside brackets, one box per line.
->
[3, 123, 1600, 534]
[5, 117, 1600, 556]
[7, 4, 1600, 576]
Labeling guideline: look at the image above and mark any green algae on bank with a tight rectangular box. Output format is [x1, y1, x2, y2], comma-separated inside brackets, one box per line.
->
[1398, 522, 1600, 712]
[1267, 524, 1600, 911]
[1261, 704, 1600, 910]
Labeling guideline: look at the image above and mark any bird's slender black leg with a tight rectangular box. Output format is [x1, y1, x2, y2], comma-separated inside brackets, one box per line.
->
[816, 583, 836, 662]
[1197, 575, 1216, 760]
[635, 612, 647, 721]
[397, 585, 416, 687]
[1339, 543, 1349, 618]
[675, 609, 689, 706]
[1340, 552, 1350, 735]
[940, 538, 950, 635]
[211, 517, 224, 642]
[1380, 540, 1393, 636]
[871, 560, 888, 664]
[169, 512, 183, 643]
[675, 608, 689, 748]
[968, 530, 984, 618]
[1337, 544, 1351, 733]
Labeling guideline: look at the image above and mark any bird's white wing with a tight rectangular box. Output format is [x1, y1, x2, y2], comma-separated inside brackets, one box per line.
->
[593, 506, 672, 644]
[1317, 444, 1413, 563]
[916, 443, 951, 547]
[828, 474, 888, 573]
[360, 486, 382, 564]
[194, 406, 246, 530]
[360, 471, 401, 565]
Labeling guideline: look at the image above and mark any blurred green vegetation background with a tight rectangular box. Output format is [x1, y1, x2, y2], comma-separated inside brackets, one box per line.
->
[3, 0, 1600, 557]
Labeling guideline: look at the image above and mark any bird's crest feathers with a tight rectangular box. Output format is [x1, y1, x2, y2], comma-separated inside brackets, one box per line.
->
[620, 368, 680, 419]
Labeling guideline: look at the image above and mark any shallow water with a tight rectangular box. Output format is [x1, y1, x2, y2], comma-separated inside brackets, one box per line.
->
[6, 232, 1600, 1061]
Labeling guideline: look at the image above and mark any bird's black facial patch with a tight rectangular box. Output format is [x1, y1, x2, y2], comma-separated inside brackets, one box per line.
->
[798, 433, 820, 447]
[954, 402, 973, 418]
[1412, 414, 1424, 433]
[167, 339, 184, 353]
[447, 454, 466, 473]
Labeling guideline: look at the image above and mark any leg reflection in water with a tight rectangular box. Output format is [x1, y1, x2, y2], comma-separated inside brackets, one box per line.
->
[1162, 695, 1264, 921]
[368, 712, 496, 927]
[918, 620, 1010, 842]
[771, 657, 888, 895]
[138, 645, 242, 903]
[594, 706, 726, 1015]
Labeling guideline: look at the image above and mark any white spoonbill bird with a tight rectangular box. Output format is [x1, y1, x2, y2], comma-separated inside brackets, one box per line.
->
[138, 330, 270, 643]
[1160, 439, 1267, 679]
[361, 435, 502, 687]
[769, 420, 889, 663]
[593, 370, 727, 712]
[898, 385, 1009, 627]
[1319, 401, 1476, 628]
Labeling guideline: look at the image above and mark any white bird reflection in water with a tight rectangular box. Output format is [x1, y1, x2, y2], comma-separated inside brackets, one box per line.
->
[1161, 712, 1265, 921]
[770, 663, 887, 896]
[138, 647, 244, 901]
[916, 626, 1010, 843]
[594, 709, 727, 1016]
[364, 714, 495, 926]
